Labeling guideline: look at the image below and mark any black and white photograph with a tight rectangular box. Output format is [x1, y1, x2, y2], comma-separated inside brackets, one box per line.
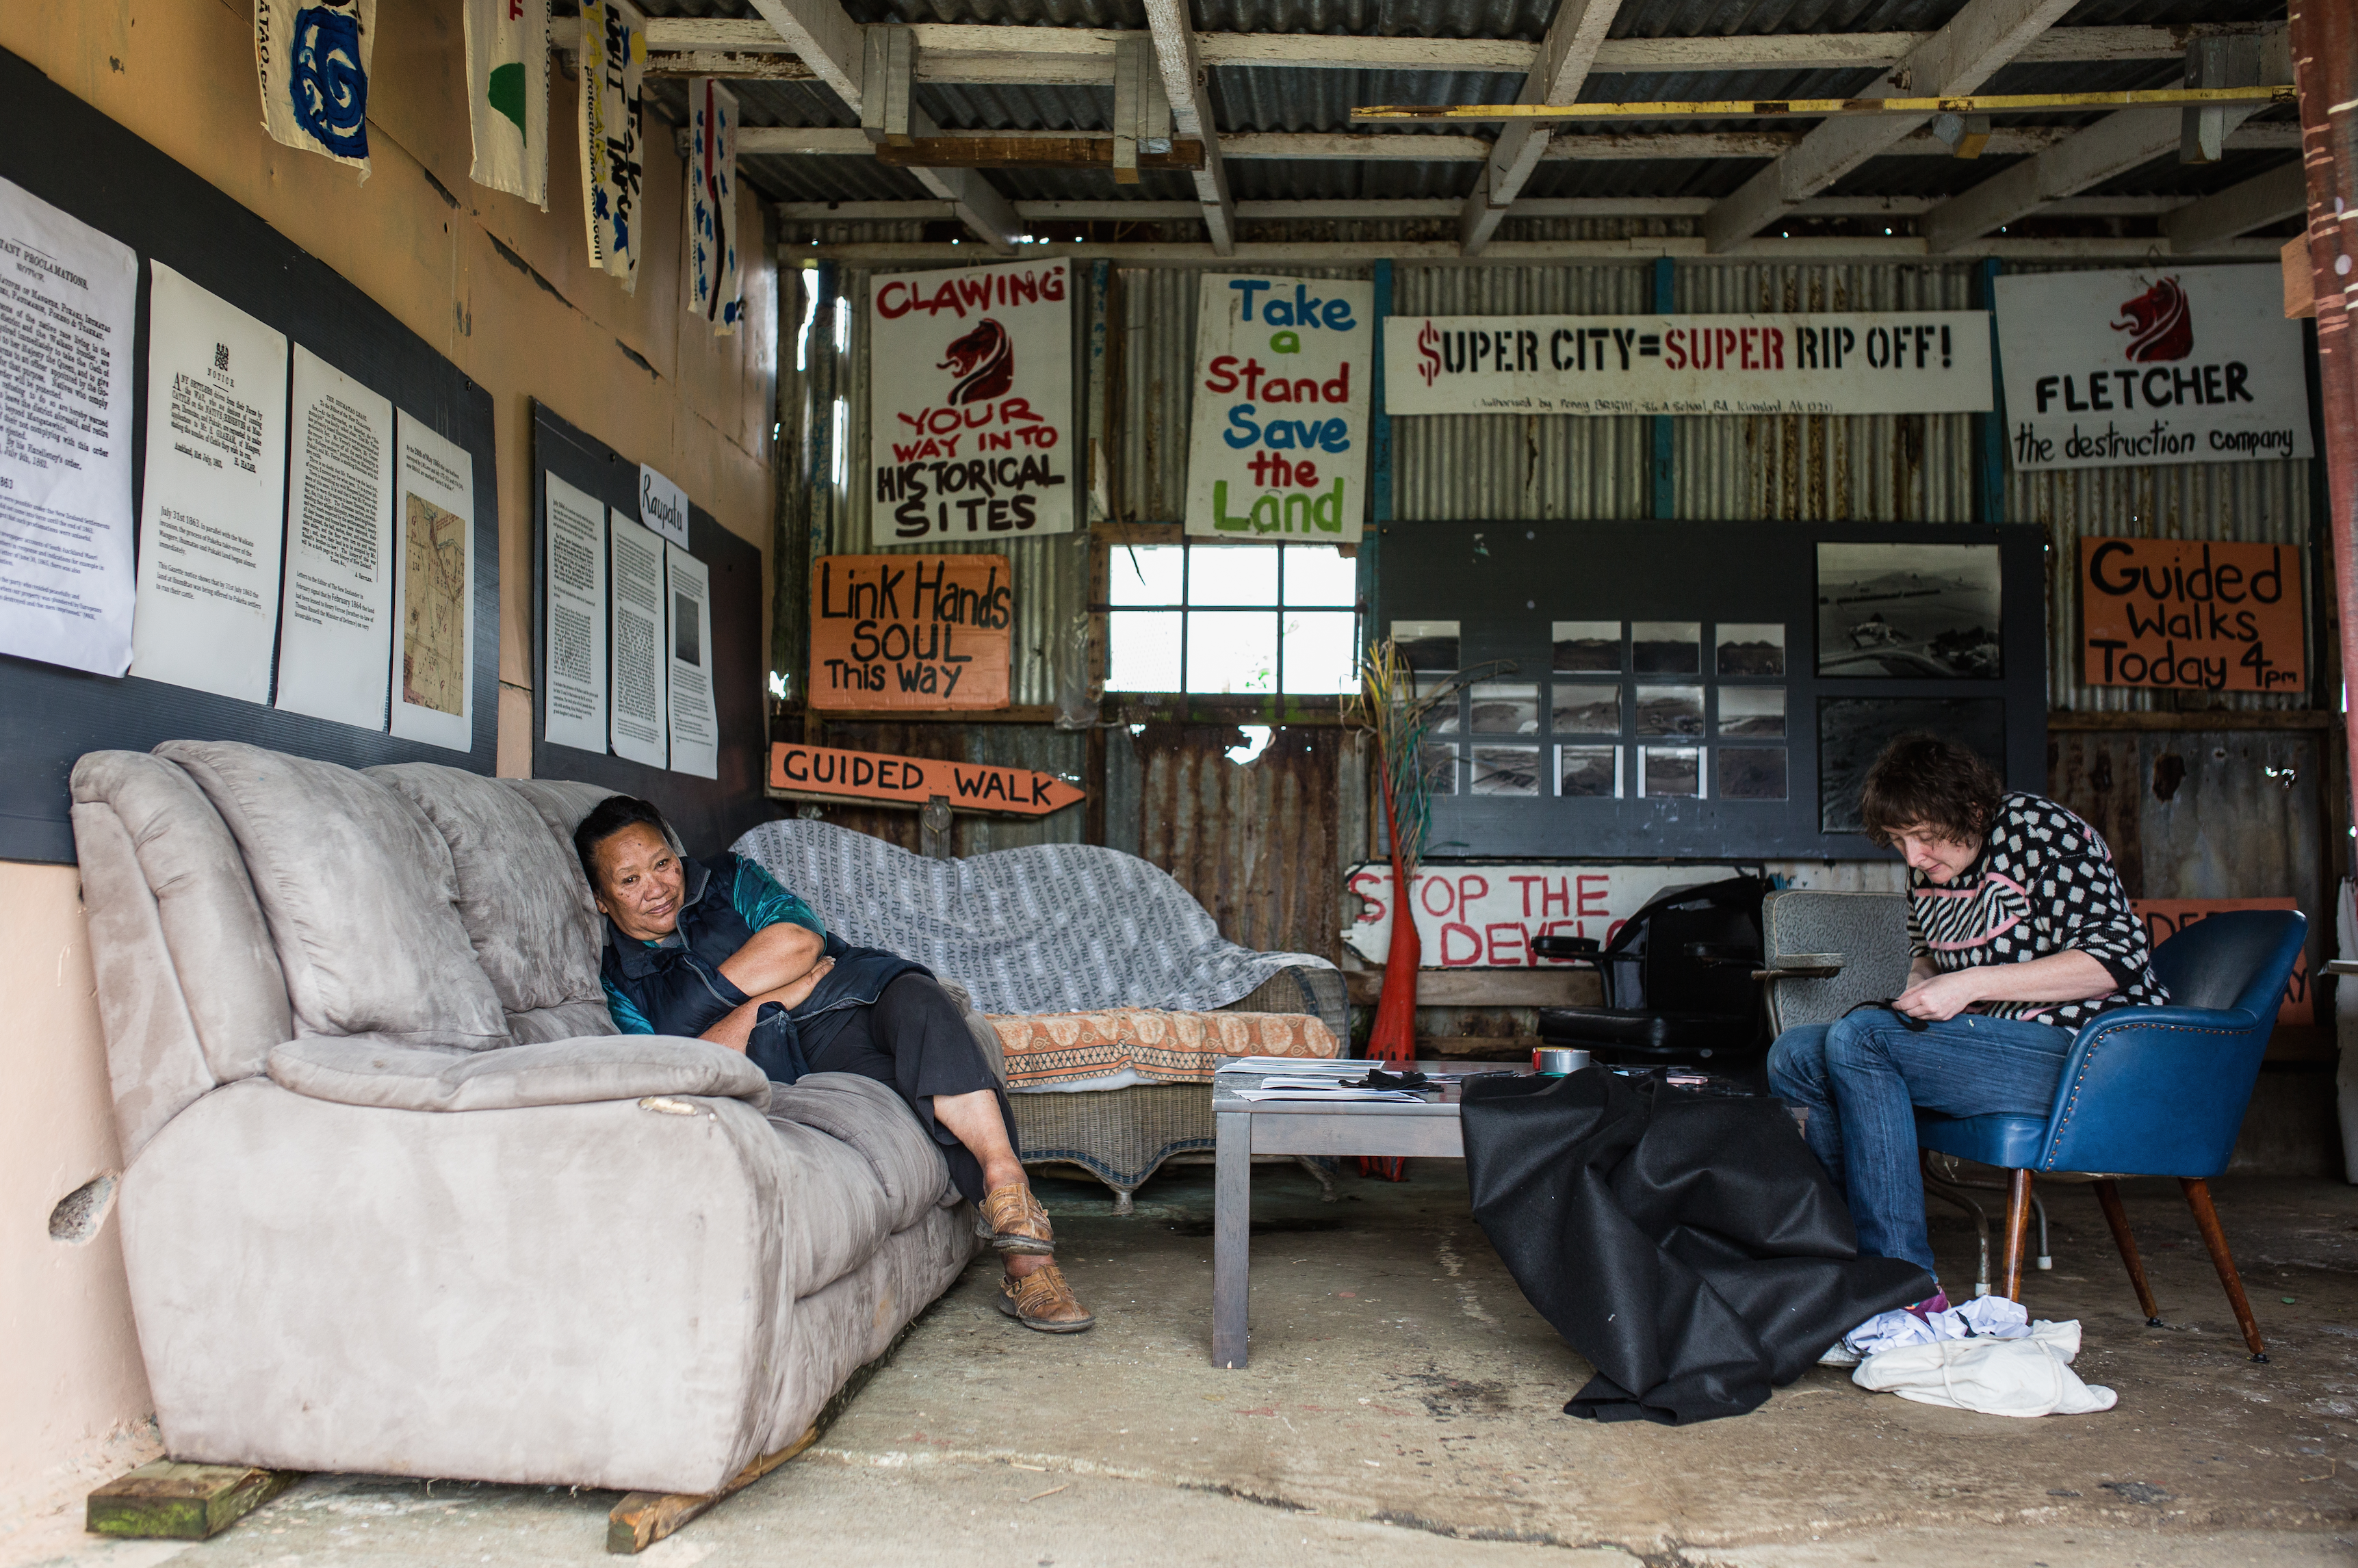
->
[1633, 684, 1704, 737]
[1815, 543, 2002, 679]
[1718, 686, 1785, 737]
[1393, 619, 1460, 672]
[1557, 744, 1619, 798]
[1641, 745, 1700, 798]
[1470, 744, 1542, 796]
[1632, 621, 1700, 675]
[1819, 697, 2005, 832]
[1552, 620, 1620, 672]
[1469, 683, 1540, 733]
[673, 592, 701, 666]
[1719, 747, 1789, 800]
[1418, 673, 1462, 733]
[1551, 683, 1621, 734]
[1418, 737, 1459, 795]
[1716, 623, 1785, 676]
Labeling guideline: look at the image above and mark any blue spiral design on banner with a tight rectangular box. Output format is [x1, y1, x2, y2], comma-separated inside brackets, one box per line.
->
[291, 5, 369, 158]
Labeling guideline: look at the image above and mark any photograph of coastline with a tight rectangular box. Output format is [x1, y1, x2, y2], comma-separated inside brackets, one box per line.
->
[1553, 620, 1621, 672]
[1719, 748, 1788, 800]
[1815, 544, 2002, 679]
[1557, 745, 1620, 798]
[1469, 683, 1540, 733]
[1632, 621, 1700, 675]
[1718, 686, 1785, 737]
[1470, 745, 1542, 796]
[1717, 623, 1785, 676]
[1641, 746, 1700, 798]
[1819, 697, 2004, 831]
[1551, 683, 1622, 734]
[1393, 619, 1460, 672]
[1418, 738, 1459, 795]
[1634, 685, 1704, 738]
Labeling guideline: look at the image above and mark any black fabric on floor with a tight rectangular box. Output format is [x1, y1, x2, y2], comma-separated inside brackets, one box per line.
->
[1460, 1067, 1934, 1426]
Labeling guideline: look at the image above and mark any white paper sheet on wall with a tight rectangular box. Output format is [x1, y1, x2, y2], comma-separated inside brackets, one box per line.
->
[608, 510, 667, 768]
[130, 263, 289, 705]
[664, 540, 718, 779]
[274, 345, 394, 729]
[0, 175, 138, 677]
[389, 411, 475, 751]
[543, 472, 608, 753]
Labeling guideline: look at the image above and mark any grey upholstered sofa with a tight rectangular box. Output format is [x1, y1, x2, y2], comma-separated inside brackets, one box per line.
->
[70, 740, 979, 1497]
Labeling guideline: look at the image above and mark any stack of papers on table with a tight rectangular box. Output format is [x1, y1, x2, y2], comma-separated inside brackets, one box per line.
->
[1232, 1085, 1425, 1102]
[1218, 1056, 1364, 1076]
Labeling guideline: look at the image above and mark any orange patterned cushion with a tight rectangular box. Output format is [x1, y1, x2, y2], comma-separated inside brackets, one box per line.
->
[988, 1008, 1341, 1090]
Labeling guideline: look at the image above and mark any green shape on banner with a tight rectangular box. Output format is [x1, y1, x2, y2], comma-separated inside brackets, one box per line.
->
[488, 62, 528, 138]
[1269, 330, 1300, 353]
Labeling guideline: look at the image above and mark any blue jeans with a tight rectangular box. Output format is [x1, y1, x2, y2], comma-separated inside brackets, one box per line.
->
[1767, 1010, 2077, 1280]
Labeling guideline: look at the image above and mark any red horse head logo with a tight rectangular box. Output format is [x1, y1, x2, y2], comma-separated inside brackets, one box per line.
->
[939, 318, 1014, 406]
[2112, 276, 2193, 363]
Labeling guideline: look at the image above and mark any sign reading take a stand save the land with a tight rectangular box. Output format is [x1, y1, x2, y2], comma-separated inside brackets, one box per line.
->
[868, 259, 1074, 541]
[2079, 536, 2305, 692]
[768, 742, 1083, 817]
[1185, 276, 1373, 545]
[809, 553, 1011, 710]
[1995, 266, 2311, 470]
[1380, 311, 1991, 416]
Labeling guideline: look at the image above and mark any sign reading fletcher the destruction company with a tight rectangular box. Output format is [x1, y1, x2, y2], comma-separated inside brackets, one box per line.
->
[1379, 312, 1991, 417]
[1995, 267, 2312, 471]
[809, 553, 1011, 710]
[2079, 537, 2304, 692]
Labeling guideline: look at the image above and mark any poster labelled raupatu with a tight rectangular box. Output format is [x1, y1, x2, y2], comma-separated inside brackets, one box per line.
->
[868, 259, 1073, 541]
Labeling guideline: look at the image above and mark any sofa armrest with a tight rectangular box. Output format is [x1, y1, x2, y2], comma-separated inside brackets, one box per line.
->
[1221, 965, 1348, 1044]
[266, 1034, 770, 1112]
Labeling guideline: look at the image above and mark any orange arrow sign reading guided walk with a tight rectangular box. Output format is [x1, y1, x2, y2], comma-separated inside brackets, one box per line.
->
[768, 742, 1085, 818]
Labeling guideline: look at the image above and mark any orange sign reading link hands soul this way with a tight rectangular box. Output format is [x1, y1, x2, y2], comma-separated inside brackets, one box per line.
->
[767, 744, 1085, 817]
[2079, 537, 2304, 692]
[811, 553, 1011, 709]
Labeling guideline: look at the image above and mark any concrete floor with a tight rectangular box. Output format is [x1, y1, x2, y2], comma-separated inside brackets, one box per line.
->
[11, 1160, 2358, 1567]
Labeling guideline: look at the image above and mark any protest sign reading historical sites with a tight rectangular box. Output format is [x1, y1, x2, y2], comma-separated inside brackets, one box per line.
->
[1995, 267, 2311, 471]
[2079, 537, 2304, 692]
[810, 553, 1011, 710]
[1380, 312, 1991, 417]
[1185, 276, 1373, 544]
[869, 260, 1074, 540]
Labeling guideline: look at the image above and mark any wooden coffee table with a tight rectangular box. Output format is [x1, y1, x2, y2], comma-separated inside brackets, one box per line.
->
[1210, 1058, 1530, 1368]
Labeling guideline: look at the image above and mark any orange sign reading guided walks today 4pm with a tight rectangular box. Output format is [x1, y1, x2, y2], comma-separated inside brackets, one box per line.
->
[767, 743, 1084, 817]
[2080, 538, 2305, 693]
[811, 553, 1012, 709]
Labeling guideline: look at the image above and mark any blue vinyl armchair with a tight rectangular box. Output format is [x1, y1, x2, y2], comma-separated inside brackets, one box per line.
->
[1916, 909, 2307, 1363]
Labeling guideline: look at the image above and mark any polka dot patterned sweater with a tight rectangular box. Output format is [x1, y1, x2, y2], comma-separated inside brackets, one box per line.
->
[1905, 792, 2169, 1030]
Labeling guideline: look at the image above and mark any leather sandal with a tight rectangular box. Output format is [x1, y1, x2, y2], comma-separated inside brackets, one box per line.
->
[979, 1184, 1055, 1255]
[998, 1264, 1094, 1333]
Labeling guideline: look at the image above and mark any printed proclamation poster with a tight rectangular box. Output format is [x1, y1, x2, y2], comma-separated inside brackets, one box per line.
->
[275, 345, 394, 729]
[542, 472, 608, 752]
[389, 410, 475, 750]
[0, 175, 137, 676]
[131, 262, 289, 704]
[664, 540, 718, 779]
[608, 510, 668, 768]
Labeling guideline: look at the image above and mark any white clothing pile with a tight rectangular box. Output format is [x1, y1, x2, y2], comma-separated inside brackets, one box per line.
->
[1817, 1295, 2117, 1417]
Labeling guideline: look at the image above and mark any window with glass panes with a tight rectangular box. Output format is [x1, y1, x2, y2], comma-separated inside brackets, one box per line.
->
[1106, 544, 1358, 695]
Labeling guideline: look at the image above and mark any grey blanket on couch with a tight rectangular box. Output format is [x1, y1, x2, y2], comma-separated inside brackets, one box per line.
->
[732, 820, 1333, 1017]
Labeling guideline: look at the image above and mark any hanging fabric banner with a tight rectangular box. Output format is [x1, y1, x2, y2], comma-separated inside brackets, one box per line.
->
[255, 0, 376, 179]
[464, 0, 549, 207]
[577, 0, 647, 292]
[686, 78, 742, 335]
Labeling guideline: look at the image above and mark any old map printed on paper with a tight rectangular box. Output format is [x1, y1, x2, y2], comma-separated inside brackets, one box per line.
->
[400, 491, 467, 714]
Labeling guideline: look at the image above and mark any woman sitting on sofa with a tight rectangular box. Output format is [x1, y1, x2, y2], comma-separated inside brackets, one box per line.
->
[573, 795, 1092, 1334]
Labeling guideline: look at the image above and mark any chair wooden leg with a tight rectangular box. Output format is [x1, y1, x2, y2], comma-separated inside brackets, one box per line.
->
[2090, 1179, 2162, 1325]
[1997, 1168, 2034, 1302]
[2181, 1178, 2268, 1363]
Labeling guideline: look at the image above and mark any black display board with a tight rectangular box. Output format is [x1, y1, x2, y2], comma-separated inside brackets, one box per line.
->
[0, 47, 500, 863]
[530, 404, 773, 859]
[1375, 519, 2048, 861]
